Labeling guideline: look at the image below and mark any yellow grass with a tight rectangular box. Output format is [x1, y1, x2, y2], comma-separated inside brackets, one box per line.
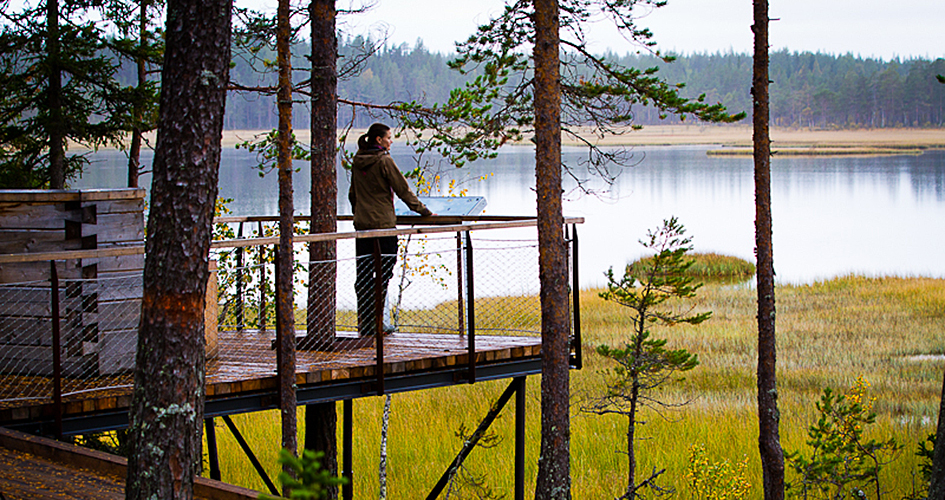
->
[205, 275, 945, 498]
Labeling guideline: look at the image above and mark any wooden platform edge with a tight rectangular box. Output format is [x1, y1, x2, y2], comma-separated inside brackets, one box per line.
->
[0, 426, 262, 500]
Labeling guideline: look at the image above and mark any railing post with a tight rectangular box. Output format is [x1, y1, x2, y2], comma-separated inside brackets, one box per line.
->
[236, 222, 244, 331]
[373, 239, 385, 395]
[570, 223, 582, 369]
[464, 231, 475, 384]
[455, 232, 465, 335]
[50, 260, 63, 440]
[258, 221, 267, 332]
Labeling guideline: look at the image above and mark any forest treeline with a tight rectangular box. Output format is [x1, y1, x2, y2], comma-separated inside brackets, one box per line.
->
[221, 38, 945, 131]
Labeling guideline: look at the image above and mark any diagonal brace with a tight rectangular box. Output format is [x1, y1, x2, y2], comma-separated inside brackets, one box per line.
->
[426, 378, 519, 500]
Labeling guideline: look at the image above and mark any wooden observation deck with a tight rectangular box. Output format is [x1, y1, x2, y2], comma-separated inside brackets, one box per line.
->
[0, 189, 583, 498]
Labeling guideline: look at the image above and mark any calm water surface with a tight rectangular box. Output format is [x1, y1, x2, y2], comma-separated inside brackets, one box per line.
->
[76, 144, 945, 287]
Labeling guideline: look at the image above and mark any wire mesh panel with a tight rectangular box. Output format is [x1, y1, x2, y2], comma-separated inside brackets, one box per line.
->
[0, 272, 143, 404]
[0, 221, 570, 415]
[0, 280, 56, 403]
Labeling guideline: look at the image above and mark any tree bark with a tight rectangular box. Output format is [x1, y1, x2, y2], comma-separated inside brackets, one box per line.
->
[533, 0, 571, 499]
[46, 0, 65, 189]
[752, 0, 785, 498]
[275, 0, 298, 478]
[305, 1, 339, 497]
[124, 0, 231, 497]
[305, 0, 338, 348]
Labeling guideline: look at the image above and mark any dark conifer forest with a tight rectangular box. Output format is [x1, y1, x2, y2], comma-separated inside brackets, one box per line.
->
[219, 38, 945, 131]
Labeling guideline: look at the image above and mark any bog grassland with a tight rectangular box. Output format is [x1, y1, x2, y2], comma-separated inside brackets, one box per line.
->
[207, 273, 945, 498]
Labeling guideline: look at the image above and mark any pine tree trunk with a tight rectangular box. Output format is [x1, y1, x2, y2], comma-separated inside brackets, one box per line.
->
[126, 0, 148, 189]
[752, 1, 785, 498]
[124, 0, 231, 497]
[46, 0, 65, 189]
[305, 0, 338, 348]
[304, 1, 339, 496]
[305, 403, 338, 499]
[275, 0, 298, 477]
[533, 0, 571, 498]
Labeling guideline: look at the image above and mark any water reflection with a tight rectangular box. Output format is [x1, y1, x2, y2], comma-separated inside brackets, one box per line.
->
[75, 145, 945, 286]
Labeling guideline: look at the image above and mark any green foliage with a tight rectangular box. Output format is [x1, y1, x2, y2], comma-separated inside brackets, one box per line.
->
[902, 433, 936, 500]
[219, 40, 945, 132]
[600, 217, 712, 330]
[629, 252, 755, 283]
[585, 217, 707, 498]
[260, 449, 347, 500]
[916, 433, 935, 485]
[376, 0, 744, 174]
[211, 197, 309, 330]
[0, 0, 159, 188]
[235, 130, 311, 177]
[786, 377, 902, 499]
[685, 444, 751, 499]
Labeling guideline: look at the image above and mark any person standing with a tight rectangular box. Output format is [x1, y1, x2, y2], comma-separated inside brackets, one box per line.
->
[349, 123, 432, 336]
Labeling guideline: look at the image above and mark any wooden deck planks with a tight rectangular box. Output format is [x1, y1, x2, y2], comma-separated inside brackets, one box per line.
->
[0, 330, 540, 421]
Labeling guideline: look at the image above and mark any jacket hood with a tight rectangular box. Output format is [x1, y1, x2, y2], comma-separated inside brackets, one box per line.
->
[354, 147, 386, 171]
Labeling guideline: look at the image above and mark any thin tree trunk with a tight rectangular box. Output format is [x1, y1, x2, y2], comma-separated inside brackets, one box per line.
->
[127, 0, 148, 189]
[305, 0, 339, 496]
[533, 0, 571, 499]
[46, 0, 65, 189]
[275, 0, 298, 480]
[124, 0, 231, 497]
[752, 0, 784, 498]
[379, 394, 392, 500]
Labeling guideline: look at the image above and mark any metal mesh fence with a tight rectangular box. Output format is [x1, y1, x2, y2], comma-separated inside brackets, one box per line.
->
[0, 227, 554, 410]
[0, 272, 143, 404]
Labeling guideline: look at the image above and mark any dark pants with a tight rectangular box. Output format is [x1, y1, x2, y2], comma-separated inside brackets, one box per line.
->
[355, 236, 397, 337]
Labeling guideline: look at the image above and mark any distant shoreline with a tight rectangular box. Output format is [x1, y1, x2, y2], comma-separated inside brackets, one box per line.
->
[80, 125, 945, 151]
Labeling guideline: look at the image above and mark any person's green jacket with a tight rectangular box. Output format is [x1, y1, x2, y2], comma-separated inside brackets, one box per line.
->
[349, 147, 431, 230]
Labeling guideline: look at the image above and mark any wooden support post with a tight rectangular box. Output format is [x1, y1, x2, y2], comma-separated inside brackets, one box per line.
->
[343, 399, 353, 500]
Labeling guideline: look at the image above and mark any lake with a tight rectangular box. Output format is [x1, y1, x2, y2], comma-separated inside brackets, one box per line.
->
[75, 143, 945, 287]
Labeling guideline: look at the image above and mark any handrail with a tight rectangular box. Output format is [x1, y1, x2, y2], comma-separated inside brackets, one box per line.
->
[0, 245, 145, 264]
[214, 214, 537, 224]
[210, 217, 585, 250]
[0, 216, 585, 264]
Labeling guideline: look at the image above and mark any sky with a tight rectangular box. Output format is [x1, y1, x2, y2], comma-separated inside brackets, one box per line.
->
[328, 0, 945, 60]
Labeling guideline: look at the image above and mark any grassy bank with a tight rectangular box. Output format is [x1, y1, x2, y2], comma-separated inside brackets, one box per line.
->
[706, 146, 926, 156]
[206, 275, 944, 498]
